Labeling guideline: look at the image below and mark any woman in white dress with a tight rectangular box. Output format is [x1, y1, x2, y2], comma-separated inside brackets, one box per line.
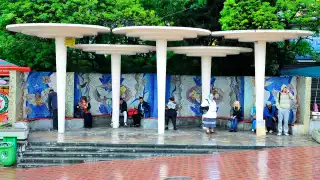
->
[201, 94, 217, 134]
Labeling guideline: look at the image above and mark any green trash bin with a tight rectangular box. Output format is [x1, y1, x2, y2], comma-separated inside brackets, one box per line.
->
[3, 137, 17, 152]
[0, 142, 16, 166]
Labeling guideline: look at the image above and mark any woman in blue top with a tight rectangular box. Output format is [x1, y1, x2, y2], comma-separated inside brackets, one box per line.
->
[264, 101, 277, 133]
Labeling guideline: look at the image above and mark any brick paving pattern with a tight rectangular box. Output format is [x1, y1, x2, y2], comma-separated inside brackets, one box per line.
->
[1, 146, 319, 180]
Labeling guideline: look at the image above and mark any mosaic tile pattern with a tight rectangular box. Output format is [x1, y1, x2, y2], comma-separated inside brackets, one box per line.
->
[7, 71, 23, 123]
[1, 146, 319, 179]
[65, 72, 74, 117]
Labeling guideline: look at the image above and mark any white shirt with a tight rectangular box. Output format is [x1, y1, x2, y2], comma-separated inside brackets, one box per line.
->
[201, 99, 217, 118]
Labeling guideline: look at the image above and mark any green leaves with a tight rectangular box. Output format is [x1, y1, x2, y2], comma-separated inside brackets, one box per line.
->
[220, 0, 282, 30]
[0, 0, 164, 72]
[220, 0, 320, 75]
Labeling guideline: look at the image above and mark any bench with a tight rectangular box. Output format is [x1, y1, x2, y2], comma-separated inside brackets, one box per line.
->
[216, 116, 294, 132]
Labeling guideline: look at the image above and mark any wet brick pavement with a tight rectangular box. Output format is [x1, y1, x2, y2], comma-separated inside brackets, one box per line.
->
[1, 146, 319, 180]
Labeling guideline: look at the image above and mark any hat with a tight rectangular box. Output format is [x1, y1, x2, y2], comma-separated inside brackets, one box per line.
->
[266, 101, 272, 105]
[281, 84, 287, 91]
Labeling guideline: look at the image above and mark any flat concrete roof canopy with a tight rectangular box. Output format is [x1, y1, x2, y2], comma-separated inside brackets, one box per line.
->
[6, 23, 111, 38]
[112, 26, 211, 41]
[74, 44, 156, 129]
[6, 23, 111, 134]
[168, 46, 253, 103]
[211, 30, 313, 42]
[168, 46, 252, 57]
[113, 26, 211, 134]
[75, 44, 156, 55]
[211, 29, 313, 137]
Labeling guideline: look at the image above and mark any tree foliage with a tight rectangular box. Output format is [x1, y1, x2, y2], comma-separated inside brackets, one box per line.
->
[220, 0, 320, 75]
[0, 0, 162, 72]
[0, 0, 318, 76]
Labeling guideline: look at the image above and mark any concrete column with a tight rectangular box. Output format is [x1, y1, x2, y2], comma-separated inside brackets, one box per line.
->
[156, 40, 167, 134]
[111, 54, 121, 128]
[254, 41, 267, 136]
[8, 70, 23, 124]
[302, 77, 312, 134]
[201, 56, 212, 101]
[55, 37, 67, 133]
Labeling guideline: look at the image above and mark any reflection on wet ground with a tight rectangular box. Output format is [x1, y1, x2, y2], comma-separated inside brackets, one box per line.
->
[1, 128, 319, 179]
[28, 127, 319, 147]
[1, 146, 319, 180]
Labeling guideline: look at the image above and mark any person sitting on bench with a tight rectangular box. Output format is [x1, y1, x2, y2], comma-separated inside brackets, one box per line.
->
[264, 101, 277, 134]
[230, 101, 242, 132]
[120, 98, 128, 127]
[250, 105, 256, 132]
[132, 97, 149, 127]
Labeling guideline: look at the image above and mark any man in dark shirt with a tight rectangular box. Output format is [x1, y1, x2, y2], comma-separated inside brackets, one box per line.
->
[48, 89, 58, 130]
[120, 98, 128, 126]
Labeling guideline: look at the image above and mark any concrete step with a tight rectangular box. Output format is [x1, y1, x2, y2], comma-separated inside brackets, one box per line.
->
[22, 151, 205, 158]
[28, 142, 270, 149]
[28, 142, 220, 149]
[20, 157, 137, 164]
[26, 146, 214, 154]
[17, 163, 73, 168]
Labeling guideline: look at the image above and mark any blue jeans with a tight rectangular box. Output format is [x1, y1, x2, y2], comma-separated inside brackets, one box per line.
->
[231, 118, 239, 130]
[251, 119, 256, 130]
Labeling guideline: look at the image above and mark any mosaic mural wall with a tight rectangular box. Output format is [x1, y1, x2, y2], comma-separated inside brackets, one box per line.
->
[23, 72, 299, 121]
[74, 73, 243, 118]
[168, 76, 244, 117]
[23, 72, 74, 119]
[74, 73, 156, 116]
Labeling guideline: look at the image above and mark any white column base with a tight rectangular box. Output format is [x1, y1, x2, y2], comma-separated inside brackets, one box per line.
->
[111, 54, 121, 129]
[254, 41, 267, 136]
[55, 37, 67, 134]
[201, 56, 212, 101]
[156, 40, 167, 134]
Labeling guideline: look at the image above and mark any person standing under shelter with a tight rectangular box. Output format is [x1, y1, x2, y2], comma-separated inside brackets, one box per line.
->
[80, 96, 92, 128]
[201, 94, 217, 134]
[48, 89, 58, 130]
[165, 97, 178, 131]
[120, 98, 128, 127]
[276, 84, 295, 136]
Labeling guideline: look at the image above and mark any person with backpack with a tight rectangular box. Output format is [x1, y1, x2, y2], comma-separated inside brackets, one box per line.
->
[276, 84, 295, 136]
[200, 94, 217, 134]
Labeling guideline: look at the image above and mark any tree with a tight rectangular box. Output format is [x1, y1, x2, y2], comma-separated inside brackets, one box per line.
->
[219, 0, 320, 75]
[0, 0, 162, 72]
